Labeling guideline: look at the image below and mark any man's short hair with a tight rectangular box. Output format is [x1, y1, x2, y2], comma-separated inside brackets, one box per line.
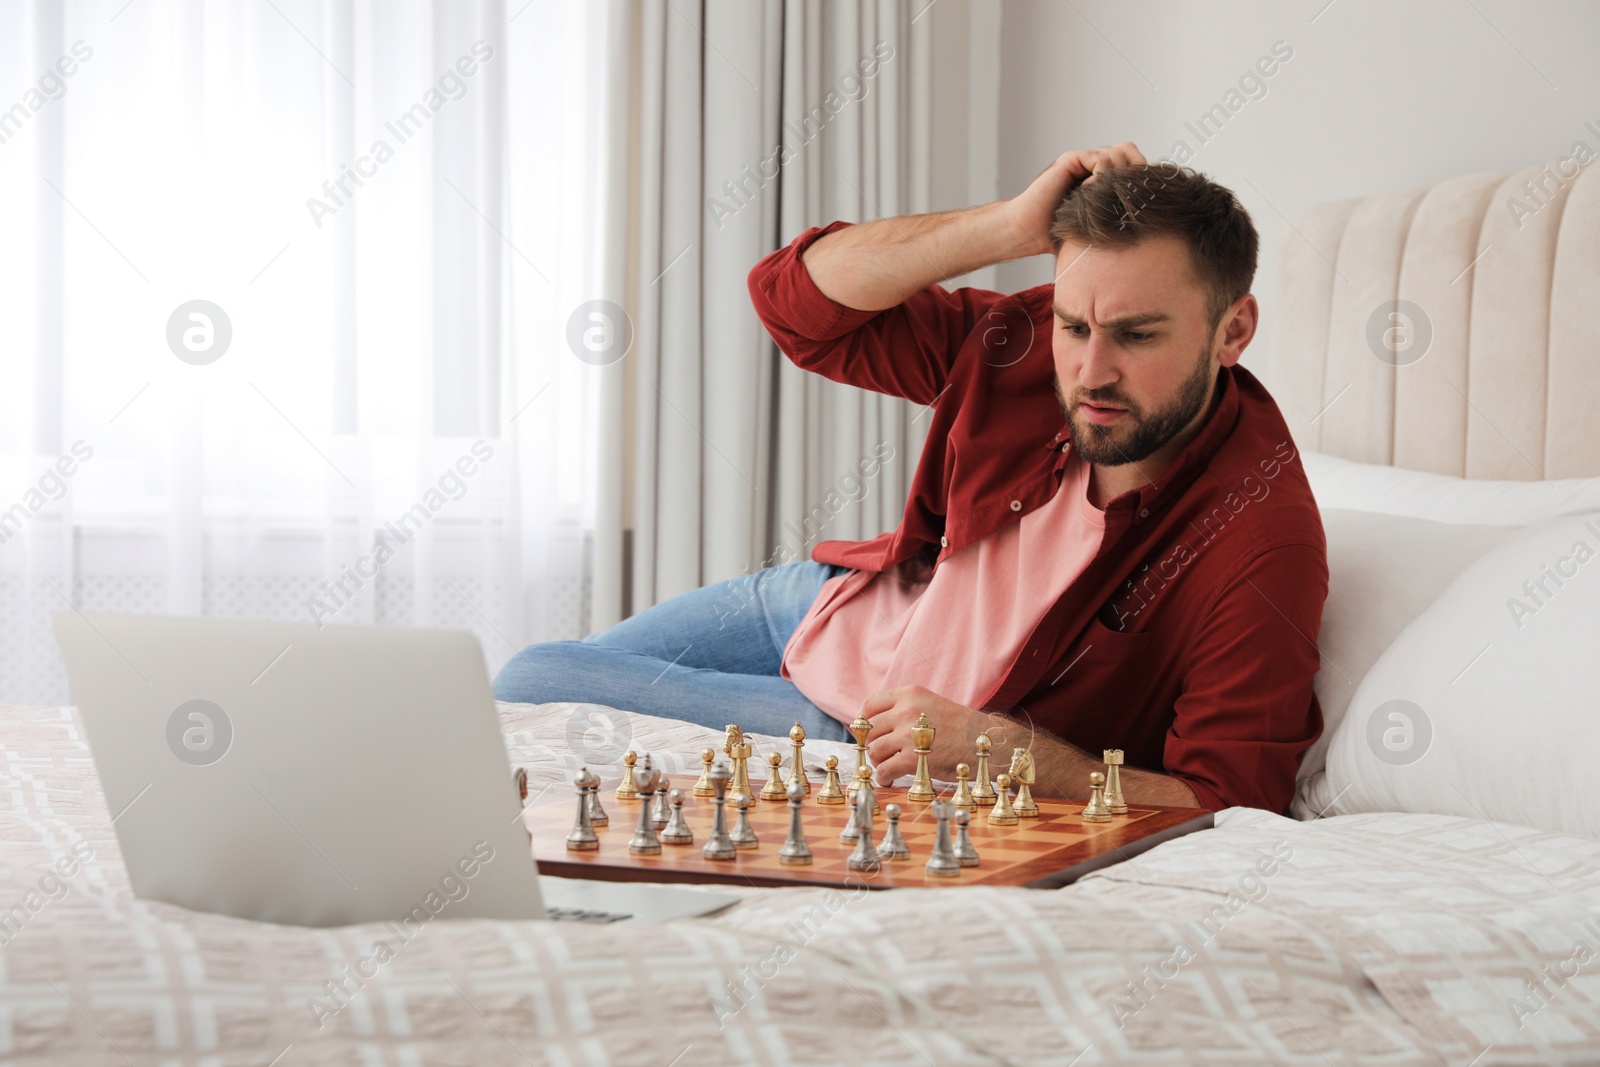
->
[1048, 164, 1259, 334]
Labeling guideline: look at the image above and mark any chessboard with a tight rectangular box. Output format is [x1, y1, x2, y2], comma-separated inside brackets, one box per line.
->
[523, 780, 1213, 890]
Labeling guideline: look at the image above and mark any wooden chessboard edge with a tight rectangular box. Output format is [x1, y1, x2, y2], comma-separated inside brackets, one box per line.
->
[1022, 811, 1215, 889]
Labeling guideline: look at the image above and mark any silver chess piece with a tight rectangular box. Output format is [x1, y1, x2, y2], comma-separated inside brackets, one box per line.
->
[702, 761, 737, 861]
[660, 788, 693, 845]
[924, 800, 961, 877]
[627, 754, 663, 855]
[778, 780, 813, 865]
[651, 774, 672, 827]
[952, 808, 980, 867]
[730, 792, 759, 850]
[566, 767, 600, 851]
[846, 786, 881, 872]
[878, 802, 910, 860]
[585, 775, 609, 827]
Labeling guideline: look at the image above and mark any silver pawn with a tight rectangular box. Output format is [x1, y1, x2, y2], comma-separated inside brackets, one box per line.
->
[651, 774, 672, 828]
[585, 778, 609, 827]
[627, 755, 663, 855]
[730, 792, 759, 850]
[702, 762, 737, 861]
[846, 787, 881, 872]
[566, 767, 600, 851]
[952, 808, 980, 867]
[839, 798, 861, 843]
[924, 800, 960, 877]
[660, 788, 693, 845]
[778, 780, 812, 865]
[878, 802, 910, 860]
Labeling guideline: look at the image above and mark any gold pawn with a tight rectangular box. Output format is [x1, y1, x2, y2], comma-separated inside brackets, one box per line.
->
[971, 733, 998, 803]
[951, 763, 977, 815]
[854, 765, 881, 814]
[786, 722, 811, 794]
[817, 755, 846, 805]
[760, 752, 788, 800]
[907, 711, 935, 802]
[988, 772, 1019, 825]
[692, 747, 716, 797]
[1103, 749, 1128, 814]
[615, 750, 639, 802]
[1081, 771, 1113, 823]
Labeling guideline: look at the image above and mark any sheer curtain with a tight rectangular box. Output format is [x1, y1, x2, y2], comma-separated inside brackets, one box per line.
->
[0, 0, 605, 704]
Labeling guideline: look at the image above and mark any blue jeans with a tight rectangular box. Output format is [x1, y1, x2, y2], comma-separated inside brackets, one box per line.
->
[493, 560, 853, 742]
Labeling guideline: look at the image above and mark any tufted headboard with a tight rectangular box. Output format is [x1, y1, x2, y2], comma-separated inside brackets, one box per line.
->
[1271, 158, 1600, 480]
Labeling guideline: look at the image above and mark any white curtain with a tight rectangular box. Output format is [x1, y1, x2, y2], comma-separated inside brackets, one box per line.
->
[593, 0, 940, 628]
[0, 0, 606, 704]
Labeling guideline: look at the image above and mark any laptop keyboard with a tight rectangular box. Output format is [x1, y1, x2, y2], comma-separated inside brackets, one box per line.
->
[547, 906, 633, 923]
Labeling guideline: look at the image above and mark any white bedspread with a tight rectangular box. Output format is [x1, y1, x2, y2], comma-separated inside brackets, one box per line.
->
[3, 701, 1598, 1065]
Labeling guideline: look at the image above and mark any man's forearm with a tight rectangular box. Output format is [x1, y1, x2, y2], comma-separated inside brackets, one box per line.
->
[800, 201, 1037, 312]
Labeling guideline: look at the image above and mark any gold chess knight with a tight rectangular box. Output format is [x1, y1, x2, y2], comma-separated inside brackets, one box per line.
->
[1009, 748, 1039, 817]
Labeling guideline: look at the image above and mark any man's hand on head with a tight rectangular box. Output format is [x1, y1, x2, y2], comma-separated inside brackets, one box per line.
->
[1002, 142, 1148, 258]
[858, 684, 997, 786]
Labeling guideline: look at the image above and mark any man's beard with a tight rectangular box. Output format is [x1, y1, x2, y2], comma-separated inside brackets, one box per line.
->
[1056, 346, 1216, 467]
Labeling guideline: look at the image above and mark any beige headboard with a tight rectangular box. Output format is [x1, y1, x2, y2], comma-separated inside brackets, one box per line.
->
[1272, 158, 1600, 480]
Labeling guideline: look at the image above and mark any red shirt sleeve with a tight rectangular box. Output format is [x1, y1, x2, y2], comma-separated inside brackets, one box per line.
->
[747, 220, 1010, 406]
[1163, 542, 1327, 813]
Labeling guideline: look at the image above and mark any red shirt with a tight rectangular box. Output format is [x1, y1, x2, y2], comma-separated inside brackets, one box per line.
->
[748, 220, 1328, 814]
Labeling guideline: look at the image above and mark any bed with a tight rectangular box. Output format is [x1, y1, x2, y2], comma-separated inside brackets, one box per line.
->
[4, 160, 1599, 1065]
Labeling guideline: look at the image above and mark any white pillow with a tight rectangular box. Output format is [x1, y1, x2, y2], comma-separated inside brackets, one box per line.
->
[1303, 451, 1600, 526]
[1300, 511, 1600, 837]
[1303, 510, 1514, 782]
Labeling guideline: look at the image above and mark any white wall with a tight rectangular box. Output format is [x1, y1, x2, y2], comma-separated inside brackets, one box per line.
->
[992, 0, 1600, 385]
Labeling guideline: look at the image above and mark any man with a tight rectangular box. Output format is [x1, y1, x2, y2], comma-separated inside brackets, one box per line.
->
[495, 143, 1327, 814]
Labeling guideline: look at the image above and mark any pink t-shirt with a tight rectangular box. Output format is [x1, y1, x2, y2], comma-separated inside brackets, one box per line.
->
[780, 453, 1106, 724]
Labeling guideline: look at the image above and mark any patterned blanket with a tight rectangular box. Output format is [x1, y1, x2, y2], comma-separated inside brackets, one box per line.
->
[2, 700, 1598, 1065]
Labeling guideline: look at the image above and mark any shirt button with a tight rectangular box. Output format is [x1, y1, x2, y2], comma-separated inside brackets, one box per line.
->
[1060, 442, 1070, 452]
[1010, 500, 1022, 512]
[940, 535, 948, 547]
[1139, 507, 1150, 518]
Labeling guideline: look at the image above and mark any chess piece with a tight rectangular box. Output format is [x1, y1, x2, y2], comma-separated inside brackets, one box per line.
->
[724, 725, 754, 804]
[951, 763, 977, 815]
[730, 792, 759, 850]
[1081, 771, 1113, 823]
[515, 766, 528, 802]
[878, 802, 910, 860]
[585, 778, 609, 827]
[908, 712, 936, 802]
[846, 786, 881, 872]
[924, 800, 960, 877]
[660, 788, 693, 845]
[786, 722, 811, 795]
[816, 755, 846, 805]
[693, 747, 716, 797]
[627, 755, 663, 854]
[566, 767, 600, 851]
[702, 762, 737, 861]
[952, 809, 980, 868]
[778, 780, 812, 865]
[1010, 748, 1039, 818]
[615, 750, 640, 802]
[855, 765, 880, 814]
[972, 733, 998, 803]
[1103, 749, 1128, 814]
[760, 752, 788, 801]
[651, 774, 673, 827]
[988, 772, 1019, 825]
[848, 714, 872, 799]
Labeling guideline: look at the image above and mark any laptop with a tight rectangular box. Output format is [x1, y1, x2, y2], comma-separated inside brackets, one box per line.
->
[53, 612, 737, 926]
